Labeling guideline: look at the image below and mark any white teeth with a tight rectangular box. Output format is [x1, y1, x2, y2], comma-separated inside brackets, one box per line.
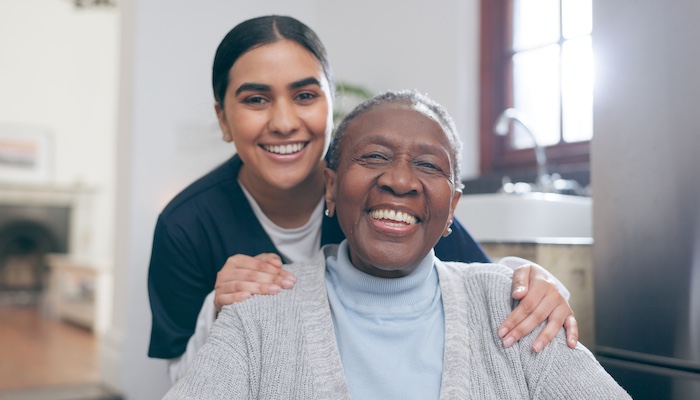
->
[263, 143, 305, 155]
[369, 209, 418, 225]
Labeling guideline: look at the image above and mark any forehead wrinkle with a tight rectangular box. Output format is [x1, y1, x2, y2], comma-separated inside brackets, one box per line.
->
[346, 130, 451, 164]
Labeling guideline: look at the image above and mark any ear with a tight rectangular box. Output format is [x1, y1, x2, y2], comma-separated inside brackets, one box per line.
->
[324, 167, 338, 217]
[215, 103, 233, 142]
[443, 189, 462, 235]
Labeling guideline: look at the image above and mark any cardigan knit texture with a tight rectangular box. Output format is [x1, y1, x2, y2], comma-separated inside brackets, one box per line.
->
[164, 244, 631, 400]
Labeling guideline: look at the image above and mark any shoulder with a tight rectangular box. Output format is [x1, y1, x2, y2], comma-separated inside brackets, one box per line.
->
[438, 261, 514, 284]
[218, 247, 331, 324]
[437, 260, 515, 317]
[216, 282, 300, 334]
[286, 244, 337, 278]
[159, 155, 242, 220]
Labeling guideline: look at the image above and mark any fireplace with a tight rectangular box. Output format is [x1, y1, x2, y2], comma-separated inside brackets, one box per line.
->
[0, 184, 98, 305]
[0, 204, 70, 304]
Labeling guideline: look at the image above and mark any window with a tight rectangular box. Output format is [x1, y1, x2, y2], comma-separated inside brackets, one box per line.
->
[480, 0, 593, 175]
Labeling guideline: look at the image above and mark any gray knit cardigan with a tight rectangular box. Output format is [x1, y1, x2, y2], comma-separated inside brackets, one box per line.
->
[164, 244, 630, 399]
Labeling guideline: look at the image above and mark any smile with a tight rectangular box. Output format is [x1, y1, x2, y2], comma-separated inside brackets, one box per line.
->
[262, 142, 306, 155]
[369, 209, 418, 225]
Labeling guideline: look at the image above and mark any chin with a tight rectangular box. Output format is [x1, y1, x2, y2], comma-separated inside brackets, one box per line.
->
[361, 251, 422, 276]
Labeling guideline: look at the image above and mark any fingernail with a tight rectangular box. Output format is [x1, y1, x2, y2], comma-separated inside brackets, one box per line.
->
[532, 342, 543, 352]
[280, 278, 295, 288]
[267, 284, 281, 293]
[512, 286, 526, 295]
[498, 327, 508, 338]
[503, 336, 515, 347]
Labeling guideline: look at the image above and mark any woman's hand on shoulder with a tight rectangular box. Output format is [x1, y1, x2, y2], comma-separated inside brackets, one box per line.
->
[498, 264, 578, 352]
[214, 253, 297, 312]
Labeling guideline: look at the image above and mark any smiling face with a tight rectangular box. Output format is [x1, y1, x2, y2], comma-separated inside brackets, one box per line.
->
[325, 101, 462, 278]
[215, 39, 334, 193]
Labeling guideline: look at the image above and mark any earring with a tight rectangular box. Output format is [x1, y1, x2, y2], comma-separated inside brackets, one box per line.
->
[324, 209, 331, 217]
[443, 219, 453, 237]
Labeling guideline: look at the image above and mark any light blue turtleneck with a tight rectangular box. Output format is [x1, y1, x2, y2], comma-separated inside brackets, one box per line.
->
[325, 240, 445, 400]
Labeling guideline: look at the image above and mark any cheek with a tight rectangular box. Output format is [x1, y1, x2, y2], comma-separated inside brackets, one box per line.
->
[334, 172, 371, 223]
[228, 109, 265, 141]
[300, 102, 332, 137]
[426, 182, 458, 219]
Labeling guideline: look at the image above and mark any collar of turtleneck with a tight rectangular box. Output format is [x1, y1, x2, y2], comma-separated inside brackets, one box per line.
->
[326, 240, 439, 313]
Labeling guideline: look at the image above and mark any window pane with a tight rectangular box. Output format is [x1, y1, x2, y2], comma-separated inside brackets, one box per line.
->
[513, 0, 560, 50]
[512, 44, 561, 149]
[562, 36, 593, 143]
[562, 0, 592, 38]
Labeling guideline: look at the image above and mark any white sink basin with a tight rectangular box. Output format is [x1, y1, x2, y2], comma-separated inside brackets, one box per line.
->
[453, 192, 592, 242]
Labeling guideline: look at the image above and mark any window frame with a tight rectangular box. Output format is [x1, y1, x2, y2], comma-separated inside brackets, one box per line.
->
[479, 0, 590, 176]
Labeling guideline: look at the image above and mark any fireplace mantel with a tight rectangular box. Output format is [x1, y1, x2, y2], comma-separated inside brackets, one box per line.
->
[0, 182, 98, 255]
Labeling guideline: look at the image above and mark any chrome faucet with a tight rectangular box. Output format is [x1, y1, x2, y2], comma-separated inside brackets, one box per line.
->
[493, 108, 554, 193]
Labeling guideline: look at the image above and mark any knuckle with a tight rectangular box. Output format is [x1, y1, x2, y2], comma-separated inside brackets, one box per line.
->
[519, 299, 537, 315]
[514, 264, 532, 275]
[227, 254, 243, 263]
[229, 281, 246, 293]
[531, 308, 549, 324]
[500, 318, 515, 330]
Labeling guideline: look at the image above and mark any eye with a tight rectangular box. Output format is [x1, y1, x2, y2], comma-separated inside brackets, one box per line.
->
[296, 92, 318, 102]
[294, 90, 319, 105]
[416, 161, 440, 170]
[352, 152, 391, 166]
[414, 158, 450, 177]
[242, 95, 269, 106]
[364, 153, 390, 161]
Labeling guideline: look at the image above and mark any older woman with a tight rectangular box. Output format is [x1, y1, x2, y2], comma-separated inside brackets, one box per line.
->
[163, 90, 629, 399]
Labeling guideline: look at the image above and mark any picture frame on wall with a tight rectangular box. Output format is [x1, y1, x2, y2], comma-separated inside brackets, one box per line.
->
[0, 123, 53, 184]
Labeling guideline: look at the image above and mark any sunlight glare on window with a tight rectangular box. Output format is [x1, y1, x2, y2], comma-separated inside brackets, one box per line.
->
[513, 0, 560, 50]
[562, 36, 594, 143]
[562, 0, 592, 38]
[513, 45, 561, 149]
[509, 0, 593, 150]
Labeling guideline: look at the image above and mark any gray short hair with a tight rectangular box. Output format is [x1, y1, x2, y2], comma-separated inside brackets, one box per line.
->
[327, 89, 463, 190]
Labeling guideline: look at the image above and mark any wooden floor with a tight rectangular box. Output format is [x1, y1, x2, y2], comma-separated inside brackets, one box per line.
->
[0, 305, 100, 392]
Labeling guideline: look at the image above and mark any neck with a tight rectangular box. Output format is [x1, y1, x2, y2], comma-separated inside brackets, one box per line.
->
[239, 163, 326, 229]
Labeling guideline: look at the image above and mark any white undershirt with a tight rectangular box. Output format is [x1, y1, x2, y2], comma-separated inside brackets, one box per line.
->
[167, 181, 324, 383]
[239, 182, 324, 264]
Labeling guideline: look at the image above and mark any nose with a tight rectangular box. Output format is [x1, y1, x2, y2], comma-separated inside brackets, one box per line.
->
[377, 159, 421, 196]
[268, 99, 301, 135]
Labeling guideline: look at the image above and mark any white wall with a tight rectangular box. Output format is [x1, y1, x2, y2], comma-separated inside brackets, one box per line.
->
[112, 1, 480, 398]
[0, 0, 118, 259]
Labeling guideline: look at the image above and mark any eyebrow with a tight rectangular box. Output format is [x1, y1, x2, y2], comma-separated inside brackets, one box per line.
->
[234, 77, 322, 96]
[289, 77, 321, 90]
